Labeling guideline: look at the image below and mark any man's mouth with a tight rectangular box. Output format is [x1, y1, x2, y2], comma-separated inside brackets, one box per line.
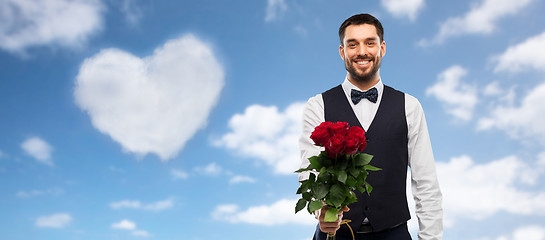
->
[355, 59, 371, 66]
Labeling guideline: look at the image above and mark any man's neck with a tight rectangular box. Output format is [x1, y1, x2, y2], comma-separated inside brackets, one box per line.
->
[347, 74, 380, 91]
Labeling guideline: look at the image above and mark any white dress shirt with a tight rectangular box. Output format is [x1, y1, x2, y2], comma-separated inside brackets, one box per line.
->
[298, 77, 443, 240]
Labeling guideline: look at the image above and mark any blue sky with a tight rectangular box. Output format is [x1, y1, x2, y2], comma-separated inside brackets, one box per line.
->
[1, 0, 545, 239]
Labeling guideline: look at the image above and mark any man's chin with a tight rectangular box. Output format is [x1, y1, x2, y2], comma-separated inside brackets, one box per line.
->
[350, 70, 378, 83]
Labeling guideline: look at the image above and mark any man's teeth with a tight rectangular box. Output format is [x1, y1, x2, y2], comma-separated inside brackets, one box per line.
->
[357, 60, 369, 65]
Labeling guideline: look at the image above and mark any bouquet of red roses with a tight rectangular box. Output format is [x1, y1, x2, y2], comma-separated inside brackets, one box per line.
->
[295, 121, 380, 238]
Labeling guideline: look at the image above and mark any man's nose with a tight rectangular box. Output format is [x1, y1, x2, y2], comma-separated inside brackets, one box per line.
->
[357, 45, 368, 57]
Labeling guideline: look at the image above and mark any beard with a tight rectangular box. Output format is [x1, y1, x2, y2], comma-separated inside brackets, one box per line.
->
[345, 55, 382, 84]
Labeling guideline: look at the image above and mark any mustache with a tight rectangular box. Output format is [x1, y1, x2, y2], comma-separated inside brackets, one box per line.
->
[354, 55, 373, 61]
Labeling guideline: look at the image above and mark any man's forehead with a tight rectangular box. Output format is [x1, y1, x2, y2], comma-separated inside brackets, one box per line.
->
[343, 24, 380, 41]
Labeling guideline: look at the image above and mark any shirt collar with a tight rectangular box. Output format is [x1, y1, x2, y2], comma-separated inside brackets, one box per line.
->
[341, 77, 384, 101]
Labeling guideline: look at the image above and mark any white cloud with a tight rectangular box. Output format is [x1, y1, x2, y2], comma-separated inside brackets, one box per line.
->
[35, 213, 72, 228]
[265, 0, 287, 22]
[436, 155, 545, 225]
[112, 219, 151, 237]
[214, 102, 305, 174]
[110, 200, 141, 209]
[493, 31, 545, 73]
[16, 188, 63, 198]
[171, 169, 189, 180]
[483, 81, 502, 96]
[229, 175, 256, 184]
[21, 137, 54, 166]
[143, 198, 174, 211]
[509, 225, 545, 240]
[111, 219, 136, 230]
[0, 0, 104, 54]
[194, 162, 224, 176]
[74, 34, 224, 161]
[478, 81, 545, 145]
[407, 154, 545, 233]
[420, 0, 534, 45]
[211, 198, 315, 226]
[381, 0, 425, 21]
[109, 198, 174, 211]
[426, 65, 478, 122]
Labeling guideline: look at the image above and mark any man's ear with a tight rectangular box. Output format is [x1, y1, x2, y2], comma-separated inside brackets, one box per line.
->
[380, 41, 386, 58]
[339, 45, 345, 61]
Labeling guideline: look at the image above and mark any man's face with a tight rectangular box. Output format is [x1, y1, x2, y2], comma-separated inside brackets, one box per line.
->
[339, 24, 386, 85]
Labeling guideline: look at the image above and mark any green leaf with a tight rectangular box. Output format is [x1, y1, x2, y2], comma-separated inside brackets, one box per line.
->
[317, 172, 331, 182]
[365, 182, 374, 194]
[356, 184, 366, 193]
[309, 156, 323, 170]
[295, 198, 307, 213]
[337, 170, 347, 184]
[343, 190, 358, 206]
[354, 153, 373, 167]
[309, 173, 316, 182]
[329, 184, 347, 208]
[324, 207, 340, 222]
[302, 192, 312, 201]
[358, 170, 368, 182]
[296, 180, 311, 194]
[308, 200, 323, 213]
[345, 175, 357, 187]
[319, 166, 327, 173]
[364, 165, 382, 171]
[296, 184, 304, 194]
[322, 156, 333, 167]
[313, 183, 329, 200]
[348, 167, 360, 178]
[338, 157, 349, 170]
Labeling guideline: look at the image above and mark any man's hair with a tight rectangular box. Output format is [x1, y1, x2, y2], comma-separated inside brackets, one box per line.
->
[338, 13, 384, 45]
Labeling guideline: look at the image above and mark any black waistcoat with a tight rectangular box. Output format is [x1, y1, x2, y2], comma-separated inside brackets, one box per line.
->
[322, 85, 411, 234]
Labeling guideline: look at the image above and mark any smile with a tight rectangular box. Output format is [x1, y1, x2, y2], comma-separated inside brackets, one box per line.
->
[355, 60, 370, 66]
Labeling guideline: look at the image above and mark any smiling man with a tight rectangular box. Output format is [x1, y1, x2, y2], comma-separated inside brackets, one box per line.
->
[298, 14, 443, 240]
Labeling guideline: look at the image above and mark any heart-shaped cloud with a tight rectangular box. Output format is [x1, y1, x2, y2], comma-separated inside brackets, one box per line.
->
[74, 34, 224, 160]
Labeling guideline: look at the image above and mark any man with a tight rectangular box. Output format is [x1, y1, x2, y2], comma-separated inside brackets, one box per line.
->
[298, 13, 443, 240]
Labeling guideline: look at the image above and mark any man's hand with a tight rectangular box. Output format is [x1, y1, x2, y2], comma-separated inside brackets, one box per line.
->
[318, 205, 350, 233]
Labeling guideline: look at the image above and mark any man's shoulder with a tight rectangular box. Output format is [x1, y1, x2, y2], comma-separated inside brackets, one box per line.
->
[383, 85, 423, 112]
[305, 92, 324, 107]
[322, 84, 343, 95]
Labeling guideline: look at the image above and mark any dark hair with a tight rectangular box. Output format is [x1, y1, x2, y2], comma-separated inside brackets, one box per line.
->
[339, 13, 384, 45]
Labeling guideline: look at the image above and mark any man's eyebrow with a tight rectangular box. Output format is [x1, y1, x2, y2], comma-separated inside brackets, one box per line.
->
[345, 37, 379, 43]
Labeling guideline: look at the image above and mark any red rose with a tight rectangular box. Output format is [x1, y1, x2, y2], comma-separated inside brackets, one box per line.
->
[329, 122, 349, 136]
[310, 122, 333, 146]
[325, 133, 345, 158]
[348, 126, 365, 141]
[358, 138, 367, 152]
[346, 126, 367, 153]
[354, 128, 367, 152]
[344, 134, 360, 155]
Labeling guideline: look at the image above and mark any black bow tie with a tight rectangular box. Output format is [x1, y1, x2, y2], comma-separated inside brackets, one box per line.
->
[351, 87, 378, 104]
